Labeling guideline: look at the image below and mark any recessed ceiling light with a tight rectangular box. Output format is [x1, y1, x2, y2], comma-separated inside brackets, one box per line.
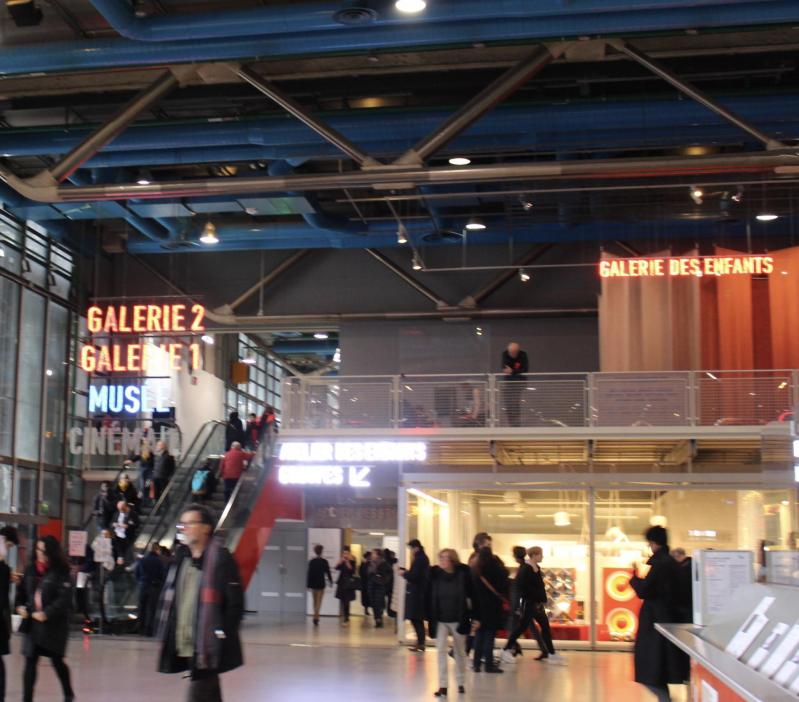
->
[465, 217, 486, 231]
[136, 178, 151, 185]
[519, 269, 530, 282]
[395, 0, 426, 13]
[756, 213, 779, 221]
[448, 157, 471, 166]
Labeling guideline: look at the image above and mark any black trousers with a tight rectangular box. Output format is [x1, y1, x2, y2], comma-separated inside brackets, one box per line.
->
[23, 645, 73, 702]
[1, 654, 5, 702]
[532, 603, 556, 655]
[339, 599, 350, 621]
[187, 672, 222, 702]
[410, 618, 425, 648]
[138, 583, 161, 636]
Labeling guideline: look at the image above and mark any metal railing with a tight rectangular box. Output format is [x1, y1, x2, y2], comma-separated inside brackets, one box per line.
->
[282, 370, 799, 431]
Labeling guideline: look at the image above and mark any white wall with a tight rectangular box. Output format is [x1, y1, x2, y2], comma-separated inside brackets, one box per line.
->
[173, 366, 225, 452]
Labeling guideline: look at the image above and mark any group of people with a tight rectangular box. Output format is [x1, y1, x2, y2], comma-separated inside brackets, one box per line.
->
[224, 407, 276, 452]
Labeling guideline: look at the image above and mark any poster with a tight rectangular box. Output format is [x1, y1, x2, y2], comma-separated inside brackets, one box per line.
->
[67, 530, 87, 558]
[693, 550, 754, 625]
[599, 567, 642, 641]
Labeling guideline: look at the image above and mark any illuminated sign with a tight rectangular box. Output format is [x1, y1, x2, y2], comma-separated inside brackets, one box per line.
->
[80, 303, 206, 374]
[599, 255, 774, 279]
[89, 381, 171, 414]
[278, 441, 427, 463]
[278, 465, 372, 488]
[68, 425, 179, 456]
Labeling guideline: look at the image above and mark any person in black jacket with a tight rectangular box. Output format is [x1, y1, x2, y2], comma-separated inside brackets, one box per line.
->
[471, 546, 509, 673]
[15, 535, 75, 702]
[383, 549, 397, 618]
[334, 547, 357, 625]
[224, 412, 246, 452]
[670, 548, 693, 623]
[402, 539, 430, 652]
[307, 544, 333, 626]
[0, 526, 19, 702]
[501, 342, 529, 426]
[92, 481, 114, 530]
[427, 549, 472, 697]
[630, 526, 684, 702]
[502, 546, 547, 662]
[367, 549, 393, 628]
[157, 504, 244, 702]
[152, 440, 176, 501]
[135, 544, 166, 637]
[359, 550, 372, 616]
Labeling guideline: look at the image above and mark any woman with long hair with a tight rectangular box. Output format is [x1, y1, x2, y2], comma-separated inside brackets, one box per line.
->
[334, 546, 357, 626]
[427, 549, 472, 697]
[15, 535, 75, 702]
[471, 546, 508, 673]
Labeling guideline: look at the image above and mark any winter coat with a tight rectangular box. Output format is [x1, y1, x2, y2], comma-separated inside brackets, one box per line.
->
[472, 557, 509, 631]
[425, 564, 472, 638]
[0, 561, 10, 656]
[674, 558, 693, 624]
[403, 549, 430, 621]
[224, 415, 246, 451]
[367, 559, 393, 607]
[630, 549, 687, 686]
[135, 552, 166, 589]
[92, 492, 114, 528]
[219, 447, 255, 481]
[15, 563, 73, 658]
[359, 559, 372, 607]
[306, 557, 332, 590]
[157, 542, 244, 676]
[152, 451, 176, 481]
[335, 559, 357, 602]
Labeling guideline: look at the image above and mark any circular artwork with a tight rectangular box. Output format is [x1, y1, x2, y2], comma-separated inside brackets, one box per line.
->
[605, 570, 636, 602]
[606, 608, 637, 637]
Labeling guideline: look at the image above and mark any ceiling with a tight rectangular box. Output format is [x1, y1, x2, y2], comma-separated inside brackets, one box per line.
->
[0, 0, 799, 258]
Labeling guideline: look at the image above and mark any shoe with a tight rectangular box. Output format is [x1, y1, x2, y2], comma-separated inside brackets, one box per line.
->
[458, 687, 465, 694]
[472, 666, 481, 673]
[409, 646, 425, 652]
[484, 666, 504, 674]
[375, 620, 383, 628]
[535, 653, 549, 662]
[514, 645, 523, 657]
[434, 688, 447, 697]
[448, 648, 454, 659]
[549, 654, 566, 665]
[313, 618, 319, 626]
[499, 649, 515, 665]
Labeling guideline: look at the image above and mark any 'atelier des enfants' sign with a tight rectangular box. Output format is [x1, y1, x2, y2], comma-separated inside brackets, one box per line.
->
[79, 303, 206, 373]
[599, 254, 774, 279]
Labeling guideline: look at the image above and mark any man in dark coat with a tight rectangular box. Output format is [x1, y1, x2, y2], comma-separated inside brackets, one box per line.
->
[224, 412, 246, 452]
[630, 526, 685, 702]
[157, 504, 244, 702]
[501, 341, 529, 426]
[0, 526, 19, 702]
[152, 440, 176, 501]
[135, 545, 166, 637]
[402, 539, 430, 651]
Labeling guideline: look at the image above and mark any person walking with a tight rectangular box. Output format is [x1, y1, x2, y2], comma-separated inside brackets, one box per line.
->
[112, 472, 139, 509]
[224, 412, 245, 451]
[152, 440, 176, 501]
[427, 548, 472, 697]
[92, 481, 114, 530]
[334, 547, 357, 625]
[501, 341, 529, 426]
[358, 550, 372, 617]
[307, 544, 333, 626]
[0, 527, 19, 702]
[219, 442, 255, 504]
[244, 413, 260, 450]
[15, 536, 75, 702]
[135, 545, 166, 637]
[402, 539, 430, 652]
[383, 549, 397, 618]
[157, 504, 244, 702]
[367, 549, 392, 628]
[111, 500, 139, 565]
[630, 526, 684, 702]
[471, 546, 509, 673]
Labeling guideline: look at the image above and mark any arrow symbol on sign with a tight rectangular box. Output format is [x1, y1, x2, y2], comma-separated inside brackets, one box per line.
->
[349, 466, 371, 488]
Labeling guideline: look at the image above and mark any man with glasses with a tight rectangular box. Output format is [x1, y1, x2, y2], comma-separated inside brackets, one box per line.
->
[156, 505, 243, 702]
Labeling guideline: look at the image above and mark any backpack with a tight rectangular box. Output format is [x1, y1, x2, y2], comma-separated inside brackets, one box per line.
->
[192, 469, 210, 494]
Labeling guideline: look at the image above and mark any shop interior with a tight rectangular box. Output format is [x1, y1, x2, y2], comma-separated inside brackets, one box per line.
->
[405, 487, 798, 649]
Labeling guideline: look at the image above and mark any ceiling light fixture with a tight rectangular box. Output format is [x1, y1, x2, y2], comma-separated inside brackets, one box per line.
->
[136, 178, 151, 186]
[465, 217, 486, 231]
[241, 357, 257, 365]
[201, 334, 214, 345]
[731, 186, 744, 203]
[412, 254, 422, 271]
[448, 157, 471, 166]
[199, 221, 219, 245]
[689, 186, 704, 205]
[408, 488, 448, 507]
[314, 332, 329, 340]
[553, 511, 571, 527]
[756, 212, 779, 222]
[395, 0, 426, 13]
[519, 195, 534, 211]
[519, 268, 531, 283]
[397, 223, 408, 245]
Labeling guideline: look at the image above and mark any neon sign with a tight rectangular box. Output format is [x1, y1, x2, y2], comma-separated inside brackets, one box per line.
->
[278, 441, 427, 463]
[599, 255, 774, 279]
[89, 382, 171, 414]
[80, 303, 206, 374]
[278, 465, 372, 488]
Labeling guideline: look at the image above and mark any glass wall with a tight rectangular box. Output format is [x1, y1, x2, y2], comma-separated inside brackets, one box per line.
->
[404, 486, 798, 649]
[15, 290, 46, 462]
[226, 333, 288, 418]
[0, 277, 18, 456]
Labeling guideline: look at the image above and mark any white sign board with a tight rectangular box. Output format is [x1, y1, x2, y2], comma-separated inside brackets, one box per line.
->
[693, 550, 755, 625]
[766, 550, 799, 587]
[67, 530, 87, 557]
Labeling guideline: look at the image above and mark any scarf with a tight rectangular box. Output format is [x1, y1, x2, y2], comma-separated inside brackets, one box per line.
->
[34, 560, 49, 611]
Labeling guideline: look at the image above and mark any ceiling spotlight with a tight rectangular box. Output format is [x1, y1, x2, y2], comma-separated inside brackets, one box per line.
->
[136, 169, 152, 186]
[689, 186, 704, 205]
[395, 0, 426, 12]
[314, 332, 329, 340]
[199, 221, 219, 245]
[201, 334, 214, 345]
[397, 223, 408, 245]
[465, 217, 486, 231]
[519, 195, 534, 211]
[241, 356, 257, 365]
[756, 212, 779, 222]
[731, 186, 744, 203]
[136, 178, 151, 185]
[519, 268, 531, 282]
[448, 157, 471, 166]
[412, 254, 422, 271]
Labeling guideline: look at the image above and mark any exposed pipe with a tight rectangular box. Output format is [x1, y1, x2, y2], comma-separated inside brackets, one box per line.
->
[611, 40, 785, 151]
[220, 249, 311, 313]
[235, 65, 378, 168]
[0, 1, 783, 77]
[365, 249, 450, 309]
[6, 150, 797, 203]
[395, 45, 558, 166]
[42, 70, 182, 185]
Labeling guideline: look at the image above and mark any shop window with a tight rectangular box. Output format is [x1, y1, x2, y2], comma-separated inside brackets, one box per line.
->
[14, 290, 45, 461]
[0, 464, 10, 512]
[42, 471, 63, 518]
[44, 303, 68, 465]
[0, 277, 18, 457]
[13, 466, 36, 516]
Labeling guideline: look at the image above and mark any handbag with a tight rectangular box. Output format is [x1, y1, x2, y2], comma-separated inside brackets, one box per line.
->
[345, 575, 361, 593]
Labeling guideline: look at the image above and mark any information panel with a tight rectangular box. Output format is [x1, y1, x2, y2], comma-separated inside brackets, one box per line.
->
[693, 550, 755, 626]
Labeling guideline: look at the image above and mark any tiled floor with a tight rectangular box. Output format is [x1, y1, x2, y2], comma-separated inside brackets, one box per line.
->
[1, 615, 688, 701]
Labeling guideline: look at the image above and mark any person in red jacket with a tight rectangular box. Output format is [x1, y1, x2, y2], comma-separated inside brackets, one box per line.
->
[219, 442, 255, 504]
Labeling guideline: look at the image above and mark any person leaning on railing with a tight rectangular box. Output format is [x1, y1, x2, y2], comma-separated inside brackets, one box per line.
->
[501, 342, 528, 427]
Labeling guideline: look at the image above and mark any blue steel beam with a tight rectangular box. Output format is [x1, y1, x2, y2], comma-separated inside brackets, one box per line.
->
[1, 1, 799, 75]
[1, 95, 796, 162]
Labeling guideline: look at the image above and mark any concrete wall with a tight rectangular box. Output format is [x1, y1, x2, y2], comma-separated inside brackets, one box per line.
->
[172, 366, 226, 450]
